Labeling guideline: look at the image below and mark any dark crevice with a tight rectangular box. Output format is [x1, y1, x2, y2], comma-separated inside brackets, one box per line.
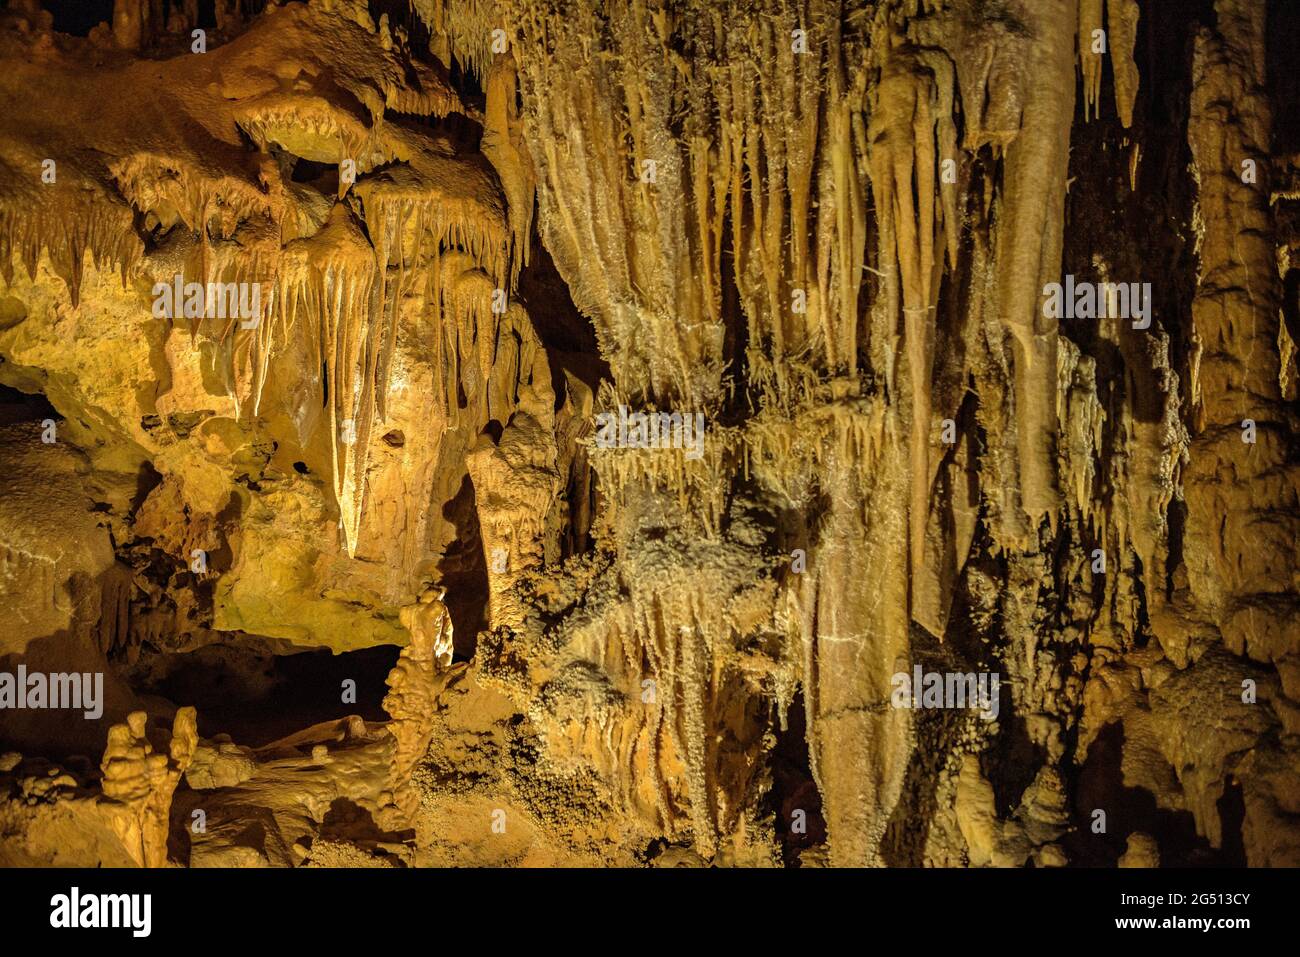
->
[40, 0, 113, 36]
[437, 472, 488, 659]
[764, 692, 826, 866]
[127, 642, 399, 748]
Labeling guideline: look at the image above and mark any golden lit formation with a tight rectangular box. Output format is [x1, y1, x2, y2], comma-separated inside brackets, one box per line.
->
[0, 0, 1297, 879]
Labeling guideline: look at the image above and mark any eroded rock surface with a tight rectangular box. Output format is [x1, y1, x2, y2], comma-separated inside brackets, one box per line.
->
[0, 0, 1298, 868]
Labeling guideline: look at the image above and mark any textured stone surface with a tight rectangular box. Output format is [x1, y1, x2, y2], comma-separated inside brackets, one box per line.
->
[0, 0, 1297, 868]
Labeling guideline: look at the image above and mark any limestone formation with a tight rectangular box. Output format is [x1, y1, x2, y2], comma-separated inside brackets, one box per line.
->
[0, 0, 1298, 871]
[99, 708, 197, 867]
[382, 587, 456, 823]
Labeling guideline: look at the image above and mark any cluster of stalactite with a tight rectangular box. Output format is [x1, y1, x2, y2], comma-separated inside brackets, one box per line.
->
[0, 0, 539, 558]
[424, 0, 1300, 865]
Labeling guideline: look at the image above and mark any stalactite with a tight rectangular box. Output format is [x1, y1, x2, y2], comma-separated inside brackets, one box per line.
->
[1077, 0, 1142, 127]
[866, 37, 950, 581]
[1108, 0, 1141, 128]
[1078, 0, 1105, 122]
[990, 1, 1079, 537]
[0, 202, 140, 308]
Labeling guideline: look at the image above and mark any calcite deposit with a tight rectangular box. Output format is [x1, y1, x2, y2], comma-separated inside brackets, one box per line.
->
[0, 0, 1297, 868]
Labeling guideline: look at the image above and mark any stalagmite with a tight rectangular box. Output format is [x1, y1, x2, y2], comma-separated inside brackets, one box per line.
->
[382, 588, 456, 824]
[99, 709, 198, 868]
[112, 0, 147, 50]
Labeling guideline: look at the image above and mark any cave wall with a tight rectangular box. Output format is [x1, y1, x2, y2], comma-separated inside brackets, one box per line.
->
[0, 0, 1297, 867]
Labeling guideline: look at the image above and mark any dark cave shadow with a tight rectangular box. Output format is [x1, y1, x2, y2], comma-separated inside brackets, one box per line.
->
[146, 643, 397, 748]
[1062, 721, 1245, 867]
[762, 691, 826, 866]
[437, 471, 488, 659]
